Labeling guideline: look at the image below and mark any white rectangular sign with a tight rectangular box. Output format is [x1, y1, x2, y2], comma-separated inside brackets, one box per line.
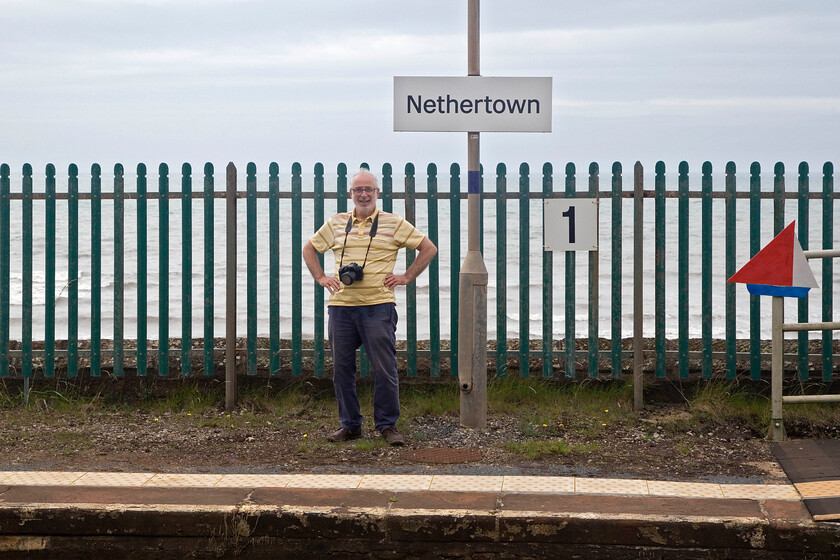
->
[543, 199, 599, 252]
[394, 76, 552, 132]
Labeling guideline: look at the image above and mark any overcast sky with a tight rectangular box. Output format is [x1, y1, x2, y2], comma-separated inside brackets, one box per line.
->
[2, 0, 839, 179]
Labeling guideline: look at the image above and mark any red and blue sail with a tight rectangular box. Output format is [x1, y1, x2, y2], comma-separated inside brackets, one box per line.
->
[727, 221, 818, 298]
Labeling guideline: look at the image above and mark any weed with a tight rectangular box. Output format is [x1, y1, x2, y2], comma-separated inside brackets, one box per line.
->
[353, 438, 386, 451]
[502, 439, 571, 460]
[151, 384, 220, 415]
[400, 384, 459, 416]
[688, 381, 768, 433]
[676, 443, 694, 456]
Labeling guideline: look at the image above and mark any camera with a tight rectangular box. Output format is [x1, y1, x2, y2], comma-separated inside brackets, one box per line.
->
[338, 263, 364, 285]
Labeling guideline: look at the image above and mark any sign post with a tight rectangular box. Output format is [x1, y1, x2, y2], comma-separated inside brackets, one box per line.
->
[394, 0, 551, 428]
[458, 0, 487, 428]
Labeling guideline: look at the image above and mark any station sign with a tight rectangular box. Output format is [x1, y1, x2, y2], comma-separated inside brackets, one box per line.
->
[394, 76, 552, 132]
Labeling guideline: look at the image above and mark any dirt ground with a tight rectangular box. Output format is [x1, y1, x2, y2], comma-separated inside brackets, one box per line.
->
[0, 397, 789, 484]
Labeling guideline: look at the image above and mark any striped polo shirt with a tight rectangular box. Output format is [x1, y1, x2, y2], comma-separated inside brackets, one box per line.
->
[309, 208, 426, 306]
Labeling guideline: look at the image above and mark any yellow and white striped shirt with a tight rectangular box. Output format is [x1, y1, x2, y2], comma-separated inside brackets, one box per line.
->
[309, 208, 426, 306]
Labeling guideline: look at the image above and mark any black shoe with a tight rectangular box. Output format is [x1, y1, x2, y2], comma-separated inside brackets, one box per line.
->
[380, 427, 405, 446]
[327, 427, 362, 442]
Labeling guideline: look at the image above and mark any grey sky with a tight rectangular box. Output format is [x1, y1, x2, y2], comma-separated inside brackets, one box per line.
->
[2, 0, 839, 178]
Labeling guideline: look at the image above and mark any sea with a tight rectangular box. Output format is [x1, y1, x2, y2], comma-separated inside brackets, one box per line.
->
[2, 169, 838, 342]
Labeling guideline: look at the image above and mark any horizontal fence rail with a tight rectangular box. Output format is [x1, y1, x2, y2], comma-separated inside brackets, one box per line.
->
[0, 161, 838, 385]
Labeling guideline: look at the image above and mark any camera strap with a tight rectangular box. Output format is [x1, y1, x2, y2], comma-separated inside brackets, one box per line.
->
[338, 211, 379, 270]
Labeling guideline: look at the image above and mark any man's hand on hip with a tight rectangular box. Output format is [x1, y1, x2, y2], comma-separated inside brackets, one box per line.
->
[318, 275, 342, 294]
[383, 274, 409, 290]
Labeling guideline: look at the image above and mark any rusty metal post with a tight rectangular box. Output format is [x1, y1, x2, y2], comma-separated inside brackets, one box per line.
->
[633, 162, 644, 410]
[459, 0, 488, 428]
[769, 296, 786, 441]
[225, 163, 237, 412]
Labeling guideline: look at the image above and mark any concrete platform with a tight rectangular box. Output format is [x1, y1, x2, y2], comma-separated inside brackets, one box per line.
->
[0, 471, 838, 559]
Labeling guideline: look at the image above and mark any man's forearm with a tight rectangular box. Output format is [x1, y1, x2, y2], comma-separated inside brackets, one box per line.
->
[302, 242, 325, 280]
[404, 238, 437, 282]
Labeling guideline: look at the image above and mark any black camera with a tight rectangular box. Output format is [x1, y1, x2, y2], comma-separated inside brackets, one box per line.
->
[338, 263, 364, 285]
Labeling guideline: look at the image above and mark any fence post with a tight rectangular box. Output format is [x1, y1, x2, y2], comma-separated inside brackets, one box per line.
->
[449, 164, 460, 378]
[182, 163, 193, 377]
[114, 164, 125, 377]
[542, 163, 555, 379]
[822, 162, 834, 381]
[267, 162, 281, 375]
[381, 163, 392, 212]
[0, 164, 9, 378]
[90, 164, 101, 377]
[495, 163, 507, 378]
[405, 163, 418, 377]
[633, 161, 644, 409]
[797, 162, 809, 380]
[610, 162, 622, 377]
[654, 161, 666, 378]
[588, 163, 599, 378]
[519, 163, 530, 377]
[225, 162, 237, 411]
[312, 163, 324, 377]
[158, 163, 169, 376]
[725, 162, 737, 378]
[203, 163, 215, 377]
[68, 165, 79, 378]
[137, 164, 148, 377]
[701, 161, 712, 379]
[749, 162, 762, 380]
[22, 164, 33, 379]
[426, 163, 441, 377]
[45, 164, 56, 378]
[246, 162, 257, 376]
[677, 161, 689, 379]
[562, 163, 576, 379]
[774, 162, 785, 236]
[291, 163, 303, 376]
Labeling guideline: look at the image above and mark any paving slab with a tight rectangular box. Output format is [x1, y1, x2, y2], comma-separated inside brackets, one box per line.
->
[771, 439, 840, 521]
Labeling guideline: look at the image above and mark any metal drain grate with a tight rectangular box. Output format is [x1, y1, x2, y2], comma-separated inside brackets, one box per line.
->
[403, 447, 482, 464]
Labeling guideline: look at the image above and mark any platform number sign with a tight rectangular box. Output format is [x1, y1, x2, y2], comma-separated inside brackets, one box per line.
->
[543, 199, 598, 252]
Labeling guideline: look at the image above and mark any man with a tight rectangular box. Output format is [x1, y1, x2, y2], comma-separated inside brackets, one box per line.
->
[302, 168, 437, 446]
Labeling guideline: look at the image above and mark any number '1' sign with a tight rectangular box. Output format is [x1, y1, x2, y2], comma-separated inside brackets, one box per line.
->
[543, 199, 599, 252]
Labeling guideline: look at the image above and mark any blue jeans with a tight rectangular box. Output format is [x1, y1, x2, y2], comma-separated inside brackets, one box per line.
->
[328, 303, 399, 432]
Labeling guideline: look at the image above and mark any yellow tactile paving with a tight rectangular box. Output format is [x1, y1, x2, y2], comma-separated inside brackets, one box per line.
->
[646, 481, 724, 499]
[720, 484, 800, 500]
[144, 473, 225, 487]
[795, 480, 840, 499]
[0, 470, 805, 502]
[502, 476, 575, 493]
[358, 475, 433, 491]
[1, 471, 86, 486]
[430, 475, 504, 492]
[216, 474, 294, 488]
[286, 474, 363, 489]
[73, 472, 156, 487]
[575, 478, 649, 496]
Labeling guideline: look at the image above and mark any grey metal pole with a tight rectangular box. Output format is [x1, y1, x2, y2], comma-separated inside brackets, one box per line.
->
[225, 163, 237, 412]
[459, 0, 488, 428]
[769, 296, 785, 441]
[633, 162, 644, 410]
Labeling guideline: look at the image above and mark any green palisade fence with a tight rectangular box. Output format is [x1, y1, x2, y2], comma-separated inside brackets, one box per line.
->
[0, 161, 837, 387]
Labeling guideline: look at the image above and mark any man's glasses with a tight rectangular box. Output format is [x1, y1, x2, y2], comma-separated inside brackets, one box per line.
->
[351, 186, 376, 195]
